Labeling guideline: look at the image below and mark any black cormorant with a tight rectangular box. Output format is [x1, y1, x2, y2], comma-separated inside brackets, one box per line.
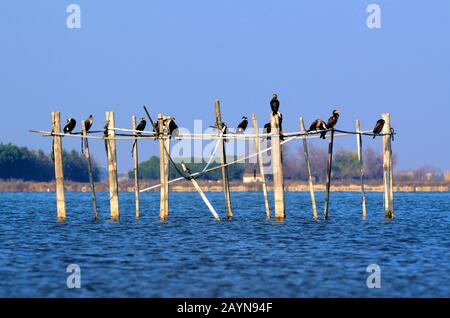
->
[63, 118, 76, 134]
[131, 117, 147, 154]
[372, 119, 385, 139]
[263, 123, 271, 135]
[169, 118, 179, 137]
[236, 116, 248, 134]
[85, 115, 93, 132]
[135, 117, 147, 135]
[308, 119, 328, 139]
[326, 109, 340, 130]
[270, 94, 280, 114]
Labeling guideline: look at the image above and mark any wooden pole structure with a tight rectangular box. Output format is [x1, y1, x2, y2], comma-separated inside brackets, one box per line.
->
[132, 116, 140, 219]
[324, 128, 335, 221]
[214, 99, 233, 220]
[299, 117, 318, 220]
[106, 111, 120, 220]
[181, 163, 220, 221]
[82, 120, 98, 220]
[356, 119, 367, 220]
[252, 114, 271, 220]
[163, 120, 170, 220]
[270, 112, 285, 220]
[52, 112, 66, 221]
[158, 114, 169, 221]
[382, 112, 394, 219]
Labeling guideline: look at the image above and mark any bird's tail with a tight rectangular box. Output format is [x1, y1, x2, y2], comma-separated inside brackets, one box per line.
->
[373, 135, 376, 139]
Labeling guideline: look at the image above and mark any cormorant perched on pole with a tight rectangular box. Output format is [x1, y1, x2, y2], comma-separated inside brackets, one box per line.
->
[263, 123, 271, 135]
[168, 118, 179, 137]
[372, 119, 385, 139]
[63, 118, 76, 134]
[308, 119, 328, 139]
[270, 94, 280, 114]
[326, 109, 340, 130]
[236, 116, 248, 134]
[135, 117, 147, 135]
[81, 115, 93, 153]
[131, 117, 147, 154]
[85, 115, 93, 132]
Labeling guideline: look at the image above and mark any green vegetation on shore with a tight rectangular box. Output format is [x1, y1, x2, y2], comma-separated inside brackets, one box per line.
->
[0, 143, 101, 182]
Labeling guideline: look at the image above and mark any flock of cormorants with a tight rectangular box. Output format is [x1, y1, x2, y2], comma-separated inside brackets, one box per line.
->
[61, 94, 386, 141]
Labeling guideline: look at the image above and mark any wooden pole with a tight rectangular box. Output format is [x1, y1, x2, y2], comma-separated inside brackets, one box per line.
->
[299, 117, 318, 220]
[356, 119, 367, 220]
[324, 128, 335, 221]
[52, 112, 66, 221]
[132, 116, 140, 219]
[252, 114, 271, 220]
[181, 163, 220, 221]
[215, 99, 233, 220]
[106, 111, 120, 220]
[158, 114, 169, 221]
[270, 112, 285, 220]
[382, 112, 394, 219]
[82, 120, 98, 220]
[163, 122, 170, 219]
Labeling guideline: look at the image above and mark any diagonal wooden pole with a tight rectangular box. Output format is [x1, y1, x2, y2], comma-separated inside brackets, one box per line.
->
[252, 114, 271, 220]
[300, 117, 318, 220]
[356, 119, 367, 220]
[324, 128, 335, 221]
[82, 120, 98, 220]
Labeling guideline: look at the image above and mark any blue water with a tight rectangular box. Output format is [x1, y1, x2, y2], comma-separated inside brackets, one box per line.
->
[0, 192, 448, 297]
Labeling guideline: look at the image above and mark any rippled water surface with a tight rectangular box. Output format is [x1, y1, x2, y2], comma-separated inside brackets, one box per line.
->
[0, 192, 449, 297]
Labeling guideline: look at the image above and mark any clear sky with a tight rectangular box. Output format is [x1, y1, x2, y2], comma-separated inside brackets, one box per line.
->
[1, 1, 449, 173]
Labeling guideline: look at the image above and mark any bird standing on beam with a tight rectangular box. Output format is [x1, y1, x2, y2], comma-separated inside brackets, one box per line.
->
[308, 119, 328, 139]
[135, 117, 147, 135]
[84, 115, 93, 132]
[168, 118, 179, 137]
[132, 117, 147, 154]
[270, 94, 280, 114]
[372, 119, 385, 139]
[236, 116, 248, 134]
[326, 109, 340, 130]
[63, 118, 76, 134]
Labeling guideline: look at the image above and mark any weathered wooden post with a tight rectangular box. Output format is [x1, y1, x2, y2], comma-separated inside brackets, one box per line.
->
[181, 163, 220, 221]
[215, 99, 233, 220]
[82, 120, 98, 220]
[132, 116, 140, 219]
[382, 112, 394, 219]
[158, 114, 169, 221]
[52, 111, 66, 221]
[163, 118, 170, 220]
[356, 119, 367, 220]
[300, 117, 318, 220]
[252, 114, 271, 220]
[270, 112, 285, 220]
[324, 128, 335, 221]
[106, 111, 120, 220]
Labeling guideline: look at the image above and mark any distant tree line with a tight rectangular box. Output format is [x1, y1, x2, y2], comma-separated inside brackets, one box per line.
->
[129, 156, 246, 180]
[0, 143, 101, 182]
[129, 145, 389, 182]
[283, 144, 391, 181]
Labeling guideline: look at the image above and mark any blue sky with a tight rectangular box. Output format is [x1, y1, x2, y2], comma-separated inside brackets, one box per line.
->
[1, 1, 449, 172]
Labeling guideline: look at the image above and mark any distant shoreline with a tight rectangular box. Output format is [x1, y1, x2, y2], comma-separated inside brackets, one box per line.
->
[1, 180, 449, 193]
